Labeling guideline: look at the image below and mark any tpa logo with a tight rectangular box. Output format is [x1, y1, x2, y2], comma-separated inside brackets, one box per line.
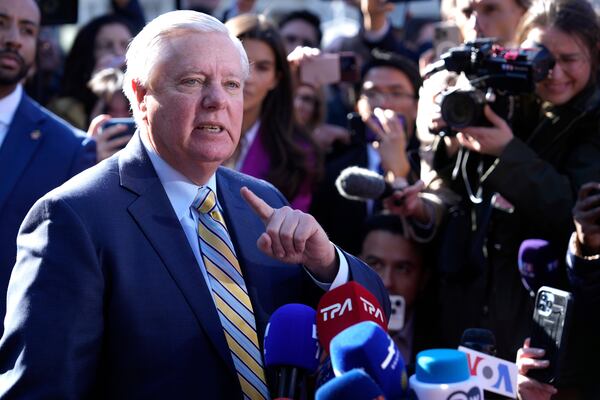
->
[320, 298, 352, 321]
[360, 296, 385, 323]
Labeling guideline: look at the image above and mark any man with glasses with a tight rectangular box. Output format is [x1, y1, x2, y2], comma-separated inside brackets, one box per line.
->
[311, 49, 423, 254]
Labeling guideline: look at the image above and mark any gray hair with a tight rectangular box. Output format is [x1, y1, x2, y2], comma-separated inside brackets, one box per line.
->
[123, 10, 249, 121]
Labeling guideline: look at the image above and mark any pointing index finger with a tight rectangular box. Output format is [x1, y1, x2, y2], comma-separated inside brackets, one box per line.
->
[240, 186, 274, 223]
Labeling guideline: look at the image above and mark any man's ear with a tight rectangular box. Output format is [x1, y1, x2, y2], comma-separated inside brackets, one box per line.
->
[132, 79, 148, 113]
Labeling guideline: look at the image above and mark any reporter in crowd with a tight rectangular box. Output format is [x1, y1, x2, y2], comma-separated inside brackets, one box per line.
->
[426, 0, 600, 366]
[310, 49, 429, 254]
[278, 9, 322, 55]
[48, 14, 134, 130]
[358, 213, 441, 373]
[224, 14, 322, 212]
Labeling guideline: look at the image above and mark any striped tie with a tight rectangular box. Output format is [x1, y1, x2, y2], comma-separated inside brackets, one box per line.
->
[192, 186, 269, 400]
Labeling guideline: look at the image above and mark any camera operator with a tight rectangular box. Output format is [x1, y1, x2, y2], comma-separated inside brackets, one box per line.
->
[427, 0, 600, 366]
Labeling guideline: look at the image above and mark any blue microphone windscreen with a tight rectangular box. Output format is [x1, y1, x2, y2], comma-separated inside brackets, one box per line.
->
[316, 369, 383, 400]
[263, 303, 319, 372]
[415, 349, 470, 384]
[330, 321, 407, 399]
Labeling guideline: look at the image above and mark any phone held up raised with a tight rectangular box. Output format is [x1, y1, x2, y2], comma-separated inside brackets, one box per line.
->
[300, 52, 359, 86]
[527, 286, 574, 384]
[101, 117, 136, 140]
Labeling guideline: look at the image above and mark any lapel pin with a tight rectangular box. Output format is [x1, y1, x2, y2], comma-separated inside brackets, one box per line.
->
[30, 130, 41, 140]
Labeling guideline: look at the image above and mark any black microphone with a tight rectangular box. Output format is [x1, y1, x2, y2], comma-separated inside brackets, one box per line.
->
[460, 328, 497, 356]
[335, 167, 396, 202]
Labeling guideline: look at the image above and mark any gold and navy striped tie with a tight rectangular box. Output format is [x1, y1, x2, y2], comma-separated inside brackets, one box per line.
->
[192, 186, 269, 400]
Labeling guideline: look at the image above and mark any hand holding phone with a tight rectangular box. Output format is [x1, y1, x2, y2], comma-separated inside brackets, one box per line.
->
[299, 52, 358, 86]
[90, 116, 136, 162]
[527, 286, 573, 384]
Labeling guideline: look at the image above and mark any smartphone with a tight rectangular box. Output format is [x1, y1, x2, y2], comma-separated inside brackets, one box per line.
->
[527, 286, 574, 384]
[388, 295, 406, 331]
[300, 52, 359, 85]
[433, 22, 461, 59]
[101, 117, 136, 141]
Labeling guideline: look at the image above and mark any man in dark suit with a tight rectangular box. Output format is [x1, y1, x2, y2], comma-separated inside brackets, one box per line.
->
[0, 10, 389, 399]
[0, 0, 96, 332]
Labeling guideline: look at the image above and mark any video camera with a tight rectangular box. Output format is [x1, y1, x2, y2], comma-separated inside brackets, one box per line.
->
[425, 39, 555, 131]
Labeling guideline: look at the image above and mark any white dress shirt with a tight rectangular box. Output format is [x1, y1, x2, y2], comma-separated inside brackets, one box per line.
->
[140, 132, 348, 295]
[0, 85, 23, 150]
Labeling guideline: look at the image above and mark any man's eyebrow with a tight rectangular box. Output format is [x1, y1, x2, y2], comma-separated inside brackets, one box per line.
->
[0, 12, 39, 27]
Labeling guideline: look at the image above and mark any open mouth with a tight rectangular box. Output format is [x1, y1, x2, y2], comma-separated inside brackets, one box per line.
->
[197, 124, 224, 133]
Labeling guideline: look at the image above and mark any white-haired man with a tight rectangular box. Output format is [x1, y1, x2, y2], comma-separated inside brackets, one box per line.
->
[0, 10, 389, 399]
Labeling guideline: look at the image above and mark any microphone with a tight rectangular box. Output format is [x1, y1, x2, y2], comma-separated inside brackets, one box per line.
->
[264, 303, 320, 400]
[409, 349, 483, 400]
[458, 329, 519, 398]
[315, 369, 385, 400]
[460, 328, 497, 356]
[518, 239, 560, 295]
[316, 281, 388, 352]
[335, 166, 395, 202]
[329, 321, 408, 400]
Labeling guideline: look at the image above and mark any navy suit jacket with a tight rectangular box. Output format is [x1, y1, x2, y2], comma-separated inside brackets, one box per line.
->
[0, 133, 390, 399]
[0, 93, 95, 332]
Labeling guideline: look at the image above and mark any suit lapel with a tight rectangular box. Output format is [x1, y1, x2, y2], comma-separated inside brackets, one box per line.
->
[119, 136, 236, 377]
[0, 95, 44, 213]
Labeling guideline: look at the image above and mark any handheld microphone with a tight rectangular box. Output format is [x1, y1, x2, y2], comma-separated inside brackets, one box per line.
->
[460, 328, 497, 356]
[458, 329, 519, 397]
[316, 281, 388, 352]
[518, 239, 560, 295]
[409, 349, 483, 400]
[335, 166, 395, 202]
[315, 369, 385, 400]
[264, 303, 320, 400]
[329, 321, 408, 400]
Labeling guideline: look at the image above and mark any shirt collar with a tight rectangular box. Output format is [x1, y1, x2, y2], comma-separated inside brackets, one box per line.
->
[235, 119, 260, 170]
[140, 130, 217, 221]
[0, 85, 23, 127]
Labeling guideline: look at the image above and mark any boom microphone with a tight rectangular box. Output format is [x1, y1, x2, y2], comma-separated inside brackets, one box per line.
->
[315, 369, 385, 400]
[316, 281, 388, 352]
[335, 166, 395, 202]
[329, 321, 408, 400]
[264, 304, 320, 400]
[518, 239, 560, 295]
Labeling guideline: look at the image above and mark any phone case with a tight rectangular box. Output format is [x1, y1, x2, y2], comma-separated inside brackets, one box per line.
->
[388, 295, 405, 332]
[527, 286, 573, 384]
[300, 54, 340, 86]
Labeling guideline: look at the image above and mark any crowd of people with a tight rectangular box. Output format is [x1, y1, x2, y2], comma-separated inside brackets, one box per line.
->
[0, 0, 599, 398]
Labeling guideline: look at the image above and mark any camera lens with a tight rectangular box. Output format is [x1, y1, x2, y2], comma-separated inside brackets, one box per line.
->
[441, 90, 485, 128]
